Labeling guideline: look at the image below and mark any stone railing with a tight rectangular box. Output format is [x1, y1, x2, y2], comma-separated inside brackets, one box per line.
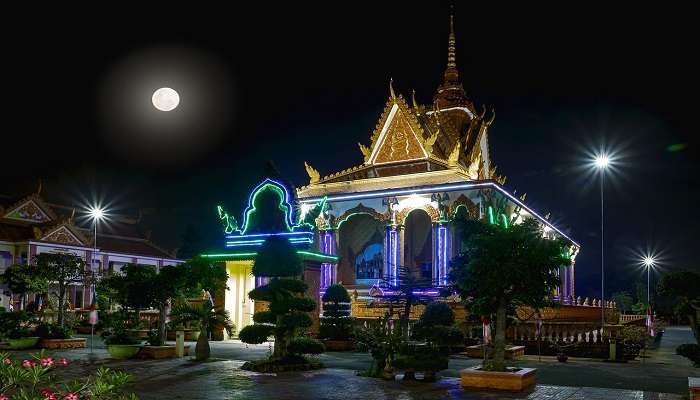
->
[620, 314, 646, 324]
[509, 321, 621, 343]
[558, 296, 616, 308]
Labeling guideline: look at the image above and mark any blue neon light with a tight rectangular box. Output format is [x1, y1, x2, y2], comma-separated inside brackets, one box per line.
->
[224, 231, 313, 239]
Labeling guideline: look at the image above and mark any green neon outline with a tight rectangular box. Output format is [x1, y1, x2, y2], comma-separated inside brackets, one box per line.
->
[334, 211, 382, 230]
[241, 183, 294, 234]
[449, 204, 472, 221]
[487, 206, 495, 225]
[217, 205, 238, 234]
[201, 251, 339, 263]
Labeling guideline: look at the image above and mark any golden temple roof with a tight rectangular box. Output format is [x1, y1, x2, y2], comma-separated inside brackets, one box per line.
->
[299, 13, 503, 195]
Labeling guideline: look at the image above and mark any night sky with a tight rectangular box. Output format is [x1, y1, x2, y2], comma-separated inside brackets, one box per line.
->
[2, 3, 698, 299]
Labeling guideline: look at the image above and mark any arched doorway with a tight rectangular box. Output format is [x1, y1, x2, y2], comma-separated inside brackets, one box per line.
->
[403, 209, 433, 282]
[336, 214, 385, 286]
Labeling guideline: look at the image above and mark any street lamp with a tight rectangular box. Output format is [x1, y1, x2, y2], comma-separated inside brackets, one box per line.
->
[593, 152, 611, 327]
[89, 206, 106, 272]
[642, 255, 656, 306]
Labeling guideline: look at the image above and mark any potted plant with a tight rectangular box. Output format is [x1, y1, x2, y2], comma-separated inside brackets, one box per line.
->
[451, 218, 569, 391]
[395, 302, 463, 381]
[318, 284, 354, 351]
[101, 311, 143, 359]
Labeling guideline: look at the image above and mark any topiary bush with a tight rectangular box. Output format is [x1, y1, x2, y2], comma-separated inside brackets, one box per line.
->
[319, 284, 353, 341]
[239, 236, 324, 370]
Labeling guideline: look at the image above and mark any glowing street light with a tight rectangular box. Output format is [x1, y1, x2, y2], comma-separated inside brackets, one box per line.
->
[642, 254, 657, 306]
[594, 155, 610, 169]
[593, 152, 612, 327]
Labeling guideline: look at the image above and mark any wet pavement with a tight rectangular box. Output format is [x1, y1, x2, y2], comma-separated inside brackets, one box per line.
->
[3, 326, 697, 399]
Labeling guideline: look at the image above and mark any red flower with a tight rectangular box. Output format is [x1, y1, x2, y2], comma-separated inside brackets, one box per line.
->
[2, 358, 11, 365]
[58, 358, 70, 366]
[40, 357, 55, 367]
[0, 393, 8, 400]
[41, 388, 57, 400]
[63, 393, 80, 400]
[21, 359, 36, 368]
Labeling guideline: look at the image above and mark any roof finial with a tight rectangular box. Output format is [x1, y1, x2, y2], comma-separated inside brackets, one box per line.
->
[411, 89, 419, 109]
[389, 77, 396, 99]
[36, 179, 42, 196]
[444, 7, 459, 84]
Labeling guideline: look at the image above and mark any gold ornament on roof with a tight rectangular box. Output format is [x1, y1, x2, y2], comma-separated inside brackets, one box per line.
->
[304, 162, 320, 184]
[467, 153, 481, 180]
[358, 143, 370, 161]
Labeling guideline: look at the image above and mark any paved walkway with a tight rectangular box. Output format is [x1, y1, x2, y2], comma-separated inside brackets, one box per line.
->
[5, 327, 697, 399]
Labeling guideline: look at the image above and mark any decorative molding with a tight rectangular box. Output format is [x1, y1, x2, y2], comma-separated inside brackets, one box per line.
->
[334, 203, 388, 229]
[450, 194, 479, 220]
[3, 198, 52, 223]
[41, 226, 84, 246]
[395, 204, 440, 224]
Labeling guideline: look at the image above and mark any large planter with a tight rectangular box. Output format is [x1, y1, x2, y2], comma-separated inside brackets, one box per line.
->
[323, 339, 355, 351]
[460, 366, 537, 391]
[107, 345, 142, 359]
[39, 338, 87, 350]
[138, 345, 190, 359]
[7, 337, 40, 350]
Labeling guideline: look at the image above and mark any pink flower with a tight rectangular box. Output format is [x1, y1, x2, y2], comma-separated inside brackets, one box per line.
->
[58, 358, 70, 366]
[21, 359, 36, 368]
[2, 358, 11, 365]
[41, 389, 57, 400]
[40, 357, 55, 367]
[63, 393, 80, 400]
[0, 394, 8, 400]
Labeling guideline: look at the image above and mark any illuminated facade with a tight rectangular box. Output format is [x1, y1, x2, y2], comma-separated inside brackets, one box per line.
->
[208, 16, 579, 326]
[296, 15, 580, 311]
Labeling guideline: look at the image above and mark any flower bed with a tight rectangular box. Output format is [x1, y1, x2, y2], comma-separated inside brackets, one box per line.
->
[0, 350, 138, 399]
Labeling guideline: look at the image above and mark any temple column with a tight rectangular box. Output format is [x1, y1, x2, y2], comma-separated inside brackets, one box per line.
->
[436, 224, 448, 286]
[385, 225, 399, 286]
[570, 262, 576, 299]
[320, 230, 337, 288]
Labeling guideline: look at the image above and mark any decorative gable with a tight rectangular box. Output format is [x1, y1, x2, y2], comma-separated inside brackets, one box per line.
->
[3, 200, 52, 223]
[41, 226, 85, 246]
[365, 94, 433, 166]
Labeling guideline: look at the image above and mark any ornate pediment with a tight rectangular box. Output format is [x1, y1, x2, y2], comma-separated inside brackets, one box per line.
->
[41, 225, 86, 246]
[363, 92, 430, 166]
[3, 199, 52, 223]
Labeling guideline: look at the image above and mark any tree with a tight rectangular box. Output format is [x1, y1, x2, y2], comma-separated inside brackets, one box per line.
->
[658, 270, 700, 345]
[449, 218, 567, 371]
[34, 253, 90, 327]
[611, 291, 634, 314]
[99, 264, 158, 313]
[238, 236, 323, 362]
[319, 284, 353, 341]
[184, 256, 228, 298]
[170, 301, 235, 360]
[151, 264, 190, 343]
[1, 264, 47, 309]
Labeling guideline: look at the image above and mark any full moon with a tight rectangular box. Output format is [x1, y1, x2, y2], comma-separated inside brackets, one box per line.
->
[152, 87, 180, 111]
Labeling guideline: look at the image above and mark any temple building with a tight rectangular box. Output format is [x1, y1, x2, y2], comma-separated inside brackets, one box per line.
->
[206, 16, 580, 332]
[0, 188, 181, 310]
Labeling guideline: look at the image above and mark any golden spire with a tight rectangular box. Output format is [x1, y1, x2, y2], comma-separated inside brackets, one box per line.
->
[389, 77, 396, 99]
[443, 10, 459, 84]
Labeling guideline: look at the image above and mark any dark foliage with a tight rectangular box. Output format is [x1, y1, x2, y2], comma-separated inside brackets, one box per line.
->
[252, 236, 303, 277]
[319, 284, 353, 341]
[677, 343, 700, 367]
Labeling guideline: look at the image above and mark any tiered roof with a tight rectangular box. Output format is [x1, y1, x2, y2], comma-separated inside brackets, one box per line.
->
[299, 14, 504, 197]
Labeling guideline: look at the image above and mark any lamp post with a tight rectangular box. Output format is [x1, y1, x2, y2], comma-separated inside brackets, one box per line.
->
[88, 206, 105, 355]
[594, 154, 610, 327]
[643, 255, 656, 306]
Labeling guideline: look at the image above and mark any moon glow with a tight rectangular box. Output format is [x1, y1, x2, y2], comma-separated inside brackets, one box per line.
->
[152, 87, 180, 111]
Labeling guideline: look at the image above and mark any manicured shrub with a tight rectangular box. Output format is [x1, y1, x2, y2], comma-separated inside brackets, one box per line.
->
[34, 323, 74, 340]
[319, 284, 353, 341]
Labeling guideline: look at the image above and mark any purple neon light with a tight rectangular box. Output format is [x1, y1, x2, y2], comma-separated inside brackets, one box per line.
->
[438, 226, 448, 286]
